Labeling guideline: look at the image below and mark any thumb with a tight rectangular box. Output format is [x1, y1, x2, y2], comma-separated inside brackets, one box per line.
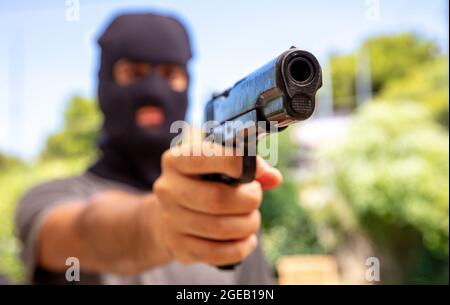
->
[255, 156, 283, 190]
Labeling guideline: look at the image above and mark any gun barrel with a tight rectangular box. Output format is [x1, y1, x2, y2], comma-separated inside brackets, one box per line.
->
[205, 47, 322, 131]
[288, 56, 314, 83]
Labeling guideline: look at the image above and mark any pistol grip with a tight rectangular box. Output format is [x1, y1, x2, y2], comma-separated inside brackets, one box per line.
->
[201, 155, 257, 270]
[202, 155, 256, 185]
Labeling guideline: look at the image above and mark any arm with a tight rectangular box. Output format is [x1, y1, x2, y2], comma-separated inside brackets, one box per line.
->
[38, 191, 170, 275]
[37, 144, 282, 275]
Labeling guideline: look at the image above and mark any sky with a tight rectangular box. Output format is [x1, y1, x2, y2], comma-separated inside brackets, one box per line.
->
[0, 0, 448, 160]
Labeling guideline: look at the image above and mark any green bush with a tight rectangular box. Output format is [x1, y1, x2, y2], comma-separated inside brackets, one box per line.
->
[0, 154, 24, 171]
[382, 57, 449, 127]
[306, 101, 449, 283]
[0, 96, 99, 283]
[259, 131, 323, 269]
[40, 96, 101, 161]
[0, 159, 90, 282]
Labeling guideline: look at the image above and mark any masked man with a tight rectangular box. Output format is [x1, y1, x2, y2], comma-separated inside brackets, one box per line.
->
[15, 12, 282, 284]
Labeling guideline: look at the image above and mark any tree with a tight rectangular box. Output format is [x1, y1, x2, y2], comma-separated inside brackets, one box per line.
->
[364, 33, 439, 93]
[330, 33, 441, 110]
[382, 57, 449, 127]
[40, 96, 101, 161]
[0, 153, 24, 171]
[0, 96, 100, 282]
[330, 53, 356, 110]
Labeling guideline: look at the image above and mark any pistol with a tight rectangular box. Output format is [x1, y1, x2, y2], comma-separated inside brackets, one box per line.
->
[203, 46, 322, 269]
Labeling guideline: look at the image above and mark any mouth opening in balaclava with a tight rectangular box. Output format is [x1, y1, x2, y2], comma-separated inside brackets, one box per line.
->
[89, 12, 192, 190]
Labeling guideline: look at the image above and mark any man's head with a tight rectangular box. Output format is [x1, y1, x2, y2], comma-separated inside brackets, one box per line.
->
[90, 12, 192, 189]
[113, 60, 188, 128]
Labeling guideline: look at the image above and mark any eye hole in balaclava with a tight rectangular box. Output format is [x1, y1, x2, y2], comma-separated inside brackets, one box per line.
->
[113, 60, 188, 92]
[89, 12, 192, 190]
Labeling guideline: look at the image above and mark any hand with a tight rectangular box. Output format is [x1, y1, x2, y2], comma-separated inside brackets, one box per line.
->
[153, 142, 282, 266]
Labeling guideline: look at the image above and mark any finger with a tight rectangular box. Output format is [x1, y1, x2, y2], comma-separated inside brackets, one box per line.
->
[162, 142, 242, 178]
[255, 156, 283, 190]
[178, 234, 258, 266]
[155, 173, 262, 215]
[167, 203, 260, 241]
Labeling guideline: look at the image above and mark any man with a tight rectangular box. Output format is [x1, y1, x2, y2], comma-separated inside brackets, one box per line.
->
[15, 12, 282, 284]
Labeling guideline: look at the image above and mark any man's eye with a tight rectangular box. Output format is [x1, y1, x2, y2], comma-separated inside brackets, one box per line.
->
[114, 60, 152, 86]
[158, 66, 172, 78]
[133, 70, 144, 78]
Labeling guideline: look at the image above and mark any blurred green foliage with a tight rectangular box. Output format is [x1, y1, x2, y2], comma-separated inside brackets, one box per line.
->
[259, 132, 323, 270]
[0, 154, 24, 172]
[302, 102, 449, 283]
[0, 96, 100, 283]
[363, 34, 439, 93]
[40, 96, 101, 161]
[330, 33, 443, 114]
[330, 53, 357, 109]
[381, 57, 449, 127]
[0, 158, 89, 282]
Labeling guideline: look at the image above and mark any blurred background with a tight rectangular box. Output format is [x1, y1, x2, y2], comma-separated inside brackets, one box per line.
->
[0, 0, 448, 284]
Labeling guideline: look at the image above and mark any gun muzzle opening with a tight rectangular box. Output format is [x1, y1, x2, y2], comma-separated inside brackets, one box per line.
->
[287, 57, 314, 84]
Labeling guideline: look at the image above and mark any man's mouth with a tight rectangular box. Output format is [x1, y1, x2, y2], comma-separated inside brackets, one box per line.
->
[135, 106, 165, 129]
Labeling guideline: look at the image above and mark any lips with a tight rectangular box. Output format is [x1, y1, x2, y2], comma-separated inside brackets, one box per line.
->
[135, 105, 165, 128]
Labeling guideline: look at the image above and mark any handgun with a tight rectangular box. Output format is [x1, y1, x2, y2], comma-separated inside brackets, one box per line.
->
[203, 46, 322, 269]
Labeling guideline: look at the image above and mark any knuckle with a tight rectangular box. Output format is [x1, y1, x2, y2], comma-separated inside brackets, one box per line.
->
[213, 216, 232, 238]
[205, 251, 221, 265]
[208, 186, 225, 213]
[161, 149, 175, 170]
[200, 242, 219, 264]
[245, 183, 263, 208]
[234, 243, 249, 262]
[154, 180, 177, 210]
[248, 211, 261, 234]
[153, 179, 168, 198]
[153, 178, 162, 193]
[254, 210, 262, 228]
[174, 246, 194, 264]
[239, 212, 260, 237]
[167, 234, 193, 264]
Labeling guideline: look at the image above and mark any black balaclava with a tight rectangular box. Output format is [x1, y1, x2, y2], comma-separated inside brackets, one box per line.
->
[89, 13, 192, 190]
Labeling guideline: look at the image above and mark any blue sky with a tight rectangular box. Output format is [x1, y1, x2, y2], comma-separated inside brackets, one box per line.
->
[0, 0, 448, 159]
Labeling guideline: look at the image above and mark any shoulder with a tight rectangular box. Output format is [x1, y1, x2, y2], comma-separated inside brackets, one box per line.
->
[17, 171, 140, 209]
[14, 175, 90, 243]
[16, 175, 93, 227]
[20, 175, 91, 202]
